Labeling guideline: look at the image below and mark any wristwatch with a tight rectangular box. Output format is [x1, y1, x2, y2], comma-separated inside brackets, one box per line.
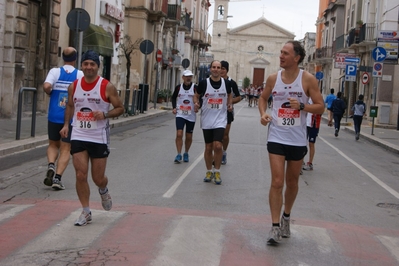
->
[299, 103, 305, 111]
[103, 112, 109, 119]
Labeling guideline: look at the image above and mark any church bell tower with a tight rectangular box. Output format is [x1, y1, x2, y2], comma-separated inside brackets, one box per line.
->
[211, 0, 229, 54]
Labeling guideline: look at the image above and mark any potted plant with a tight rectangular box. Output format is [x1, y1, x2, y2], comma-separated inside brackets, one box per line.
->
[157, 89, 172, 103]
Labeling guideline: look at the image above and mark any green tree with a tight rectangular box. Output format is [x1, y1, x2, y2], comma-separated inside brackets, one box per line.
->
[243, 76, 250, 88]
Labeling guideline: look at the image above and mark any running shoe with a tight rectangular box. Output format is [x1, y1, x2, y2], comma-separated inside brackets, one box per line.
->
[335, 129, 339, 137]
[52, 178, 65, 190]
[74, 210, 92, 226]
[203, 171, 213, 182]
[280, 216, 291, 238]
[174, 154, 182, 163]
[99, 188, 112, 211]
[214, 172, 222, 185]
[355, 133, 360, 140]
[183, 153, 189, 162]
[44, 164, 55, 186]
[303, 162, 313, 171]
[221, 152, 227, 165]
[267, 226, 281, 245]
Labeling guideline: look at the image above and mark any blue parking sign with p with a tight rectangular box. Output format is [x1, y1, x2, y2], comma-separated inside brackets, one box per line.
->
[345, 64, 357, 81]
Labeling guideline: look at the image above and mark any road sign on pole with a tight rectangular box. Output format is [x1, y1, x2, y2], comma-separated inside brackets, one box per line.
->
[315, 71, 323, 80]
[372, 47, 387, 62]
[156, 49, 162, 63]
[372, 62, 383, 77]
[345, 64, 357, 81]
[361, 72, 370, 84]
[344, 57, 360, 65]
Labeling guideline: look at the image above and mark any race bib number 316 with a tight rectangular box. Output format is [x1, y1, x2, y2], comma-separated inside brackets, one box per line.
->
[277, 108, 300, 127]
[76, 111, 98, 129]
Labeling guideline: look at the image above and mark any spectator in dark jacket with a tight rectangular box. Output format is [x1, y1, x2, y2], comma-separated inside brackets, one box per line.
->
[351, 94, 366, 140]
[331, 91, 346, 137]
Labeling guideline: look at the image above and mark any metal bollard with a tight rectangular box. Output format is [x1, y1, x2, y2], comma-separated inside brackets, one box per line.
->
[16, 87, 37, 140]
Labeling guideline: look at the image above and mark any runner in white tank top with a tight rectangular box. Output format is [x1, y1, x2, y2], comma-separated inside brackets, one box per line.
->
[267, 69, 309, 147]
[171, 70, 197, 163]
[258, 41, 325, 245]
[194, 60, 233, 185]
[60, 50, 124, 227]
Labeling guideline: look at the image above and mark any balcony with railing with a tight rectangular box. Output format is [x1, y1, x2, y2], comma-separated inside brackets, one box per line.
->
[358, 23, 376, 43]
[167, 4, 180, 20]
[347, 23, 376, 47]
[315, 46, 332, 61]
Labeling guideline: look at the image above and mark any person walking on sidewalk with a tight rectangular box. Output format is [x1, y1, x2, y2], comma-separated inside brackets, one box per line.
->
[171, 70, 197, 163]
[324, 88, 336, 127]
[259, 41, 324, 245]
[331, 91, 347, 137]
[303, 99, 321, 171]
[220, 60, 241, 165]
[60, 50, 124, 226]
[43, 47, 84, 190]
[352, 94, 366, 140]
[194, 60, 233, 185]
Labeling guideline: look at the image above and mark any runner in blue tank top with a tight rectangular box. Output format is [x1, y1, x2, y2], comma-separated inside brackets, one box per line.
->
[43, 47, 83, 190]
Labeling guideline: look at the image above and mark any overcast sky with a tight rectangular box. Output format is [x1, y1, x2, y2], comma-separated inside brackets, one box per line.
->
[207, 0, 320, 40]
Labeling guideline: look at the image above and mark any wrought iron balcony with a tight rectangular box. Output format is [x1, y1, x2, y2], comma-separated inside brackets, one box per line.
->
[358, 23, 376, 43]
[315, 46, 332, 59]
[167, 4, 180, 20]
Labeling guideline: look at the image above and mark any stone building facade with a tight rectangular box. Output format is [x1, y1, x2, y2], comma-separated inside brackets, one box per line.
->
[210, 0, 294, 88]
[0, 0, 62, 118]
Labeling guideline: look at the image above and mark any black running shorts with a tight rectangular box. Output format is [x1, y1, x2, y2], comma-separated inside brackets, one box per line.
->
[267, 142, 307, 161]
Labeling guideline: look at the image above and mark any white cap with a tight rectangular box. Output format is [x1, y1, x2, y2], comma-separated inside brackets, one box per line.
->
[183, 70, 193, 76]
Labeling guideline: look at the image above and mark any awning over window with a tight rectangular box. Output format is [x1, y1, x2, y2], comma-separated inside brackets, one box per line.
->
[83, 24, 114, 57]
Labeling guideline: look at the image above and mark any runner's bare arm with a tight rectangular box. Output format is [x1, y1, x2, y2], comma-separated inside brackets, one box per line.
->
[60, 83, 75, 138]
[104, 82, 124, 119]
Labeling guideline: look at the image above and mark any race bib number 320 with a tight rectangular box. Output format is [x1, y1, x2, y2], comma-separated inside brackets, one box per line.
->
[277, 108, 300, 127]
[76, 111, 98, 129]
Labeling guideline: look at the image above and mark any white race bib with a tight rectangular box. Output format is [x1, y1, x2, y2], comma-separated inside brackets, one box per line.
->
[207, 98, 223, 109]
[178, 105, 192, 115]
[76, 111, 98, 129]
[276, 108, 300, 127]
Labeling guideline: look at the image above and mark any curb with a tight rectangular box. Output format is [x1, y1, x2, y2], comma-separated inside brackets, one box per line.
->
[0, 110, 168, 158]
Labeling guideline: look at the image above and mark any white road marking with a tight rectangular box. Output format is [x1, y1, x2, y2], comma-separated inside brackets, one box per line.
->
[319, 136, 399, 199]
[292, 224, 334, 254]
[151, 215, 225, 266]
[163, 153, 203, 198]
[376, 235, 399, 262]
[7, 209, 125, 253]
[0, 204, 33, 223]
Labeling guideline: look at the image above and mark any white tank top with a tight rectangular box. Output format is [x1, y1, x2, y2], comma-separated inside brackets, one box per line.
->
[176, 83, 196, 122]
[200, 78, 228, 129]
[268, 70, 309, 146]
[71, 77, 110, 144]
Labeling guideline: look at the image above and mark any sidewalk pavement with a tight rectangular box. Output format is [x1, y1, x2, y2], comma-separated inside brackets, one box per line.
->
[0, 103, 173, 157]
[0, 106, 398, 157]
[321, 114, 399, 154]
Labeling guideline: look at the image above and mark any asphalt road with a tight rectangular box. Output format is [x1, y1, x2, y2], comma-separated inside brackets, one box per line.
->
[1, 101, 398, 265]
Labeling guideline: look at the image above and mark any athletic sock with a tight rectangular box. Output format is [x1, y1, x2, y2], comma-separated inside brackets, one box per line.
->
[283, 212, 290, 219]
[54, 174, 62, 181]
[83, 207, 90, 214]
[99, 187, 108, 195]
[272, 223, 280, 227]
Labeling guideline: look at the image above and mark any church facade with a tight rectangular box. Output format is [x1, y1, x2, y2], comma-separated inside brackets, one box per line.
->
[210, 0, 295, 88]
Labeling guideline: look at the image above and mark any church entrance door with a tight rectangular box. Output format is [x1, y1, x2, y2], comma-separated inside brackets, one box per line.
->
[253, 68, 265, 88]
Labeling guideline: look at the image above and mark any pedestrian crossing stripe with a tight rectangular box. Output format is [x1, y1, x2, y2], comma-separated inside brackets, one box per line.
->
[1, 203, 399, 265]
